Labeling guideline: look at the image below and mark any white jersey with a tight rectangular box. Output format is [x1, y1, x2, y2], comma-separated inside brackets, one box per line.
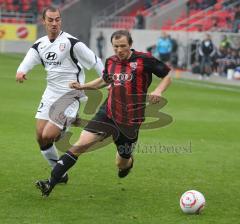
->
[17, 31, 104, 96]
[17, 31, 104, 128]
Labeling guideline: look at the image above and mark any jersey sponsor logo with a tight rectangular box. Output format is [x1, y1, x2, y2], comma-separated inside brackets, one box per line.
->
[110, 73, 133, 86]
[44, 52, 61, 66]
[43, 61, 62, 66]
[45, 52, 57, 60]
[59, 43, 66, 51]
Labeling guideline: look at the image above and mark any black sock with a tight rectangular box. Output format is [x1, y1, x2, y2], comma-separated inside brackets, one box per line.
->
[49, 151, 78, 186]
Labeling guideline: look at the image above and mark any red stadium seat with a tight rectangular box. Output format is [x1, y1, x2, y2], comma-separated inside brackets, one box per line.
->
[214, 3, 222, 10]
[21, 0, 31, 12]
[187, 26, 199, 31]
[45, 0, 52, 7]
[37, 1, 45, 13]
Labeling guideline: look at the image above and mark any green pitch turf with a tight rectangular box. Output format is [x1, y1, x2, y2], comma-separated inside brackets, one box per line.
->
[0, 53, 239, 224]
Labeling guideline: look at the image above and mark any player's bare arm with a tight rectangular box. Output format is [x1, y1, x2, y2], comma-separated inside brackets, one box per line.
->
[69, 77, 107, 90]
[148, 74, 172, 104]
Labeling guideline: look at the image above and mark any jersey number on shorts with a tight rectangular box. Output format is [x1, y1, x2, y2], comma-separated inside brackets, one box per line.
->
[37, 102, 44, 113]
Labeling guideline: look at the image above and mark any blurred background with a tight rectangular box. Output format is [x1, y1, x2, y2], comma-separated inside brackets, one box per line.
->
[1, 0, 240, 80]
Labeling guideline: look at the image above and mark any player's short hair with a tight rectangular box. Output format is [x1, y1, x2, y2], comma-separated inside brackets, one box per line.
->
[42, 6, 61, 20]
[111, 30, 133, 45]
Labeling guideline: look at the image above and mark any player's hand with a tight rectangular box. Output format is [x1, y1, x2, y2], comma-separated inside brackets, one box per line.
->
[16, 72, 27, 83]
[148, 91, 162, 104]
[69, 81, 83, 90]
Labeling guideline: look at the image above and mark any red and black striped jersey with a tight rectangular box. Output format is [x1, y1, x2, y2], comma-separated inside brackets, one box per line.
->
[102, 50, 170, 125]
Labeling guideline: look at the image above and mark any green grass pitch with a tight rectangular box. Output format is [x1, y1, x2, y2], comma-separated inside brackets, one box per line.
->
[0, 53, 239, 224]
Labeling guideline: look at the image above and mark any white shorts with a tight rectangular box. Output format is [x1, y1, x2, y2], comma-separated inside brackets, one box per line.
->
[35, 89, 86, 130]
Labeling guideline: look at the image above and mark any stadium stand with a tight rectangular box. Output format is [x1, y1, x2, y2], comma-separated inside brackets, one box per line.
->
[144, 0, 239, 32]
[168, 0, 239, 32]
[92, 0, 174, 29]
[91, 0, 239, 32]
[0, 0, 76, 24]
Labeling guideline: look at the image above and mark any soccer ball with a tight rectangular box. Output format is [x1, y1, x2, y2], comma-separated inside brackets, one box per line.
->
[180, 190, 206, 214]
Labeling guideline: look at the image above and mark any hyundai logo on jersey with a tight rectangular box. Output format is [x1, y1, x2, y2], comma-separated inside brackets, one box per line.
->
[45, 52, 57, 60]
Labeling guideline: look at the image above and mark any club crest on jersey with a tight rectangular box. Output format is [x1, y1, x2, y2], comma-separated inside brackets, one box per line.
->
[130, 62, 137, 70]
[59, 43, 66, 51]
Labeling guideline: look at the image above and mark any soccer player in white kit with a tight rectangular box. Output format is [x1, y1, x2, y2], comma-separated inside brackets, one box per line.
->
[16, 7, 104, 183]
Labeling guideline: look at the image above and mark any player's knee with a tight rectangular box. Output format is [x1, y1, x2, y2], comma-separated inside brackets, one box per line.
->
[41, 132, 55, 143]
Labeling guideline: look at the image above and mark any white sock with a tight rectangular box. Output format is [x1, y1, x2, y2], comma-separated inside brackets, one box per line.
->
[41, 144, 59, 169]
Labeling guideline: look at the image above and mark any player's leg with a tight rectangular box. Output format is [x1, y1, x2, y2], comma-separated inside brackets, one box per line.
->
[35, 97, 62, 170]
[35, 95, 78, 170]
[114, 125, 139, 178]
[37, 119, 62, 145]
[36, 119, 62, 169]
[36, 103, 115, 196]
[50, 130, 104, 185]
[115, 145, 135, 178]
[116, 151, 133, 169]
[36, 130, 104, 196]
[36, 119, 48, 146]
[116, 152, 134, 174]
[72, 130, 105, 154]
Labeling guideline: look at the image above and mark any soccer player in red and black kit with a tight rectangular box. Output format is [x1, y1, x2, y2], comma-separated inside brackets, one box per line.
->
[36, 30, 172, 197]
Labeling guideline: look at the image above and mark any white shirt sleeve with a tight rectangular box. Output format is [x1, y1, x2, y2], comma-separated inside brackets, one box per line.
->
[17, 47, 42, 74]
[93, 56, 104, 77]
[73, 42, 104, 77]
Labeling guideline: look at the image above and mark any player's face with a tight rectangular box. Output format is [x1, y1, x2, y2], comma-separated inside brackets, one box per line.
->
[112, 36, 132, 61]
[43, 10, 61, 38]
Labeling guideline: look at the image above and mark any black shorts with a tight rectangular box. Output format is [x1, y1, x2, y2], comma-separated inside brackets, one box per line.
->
[84, 103, 140, 159]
